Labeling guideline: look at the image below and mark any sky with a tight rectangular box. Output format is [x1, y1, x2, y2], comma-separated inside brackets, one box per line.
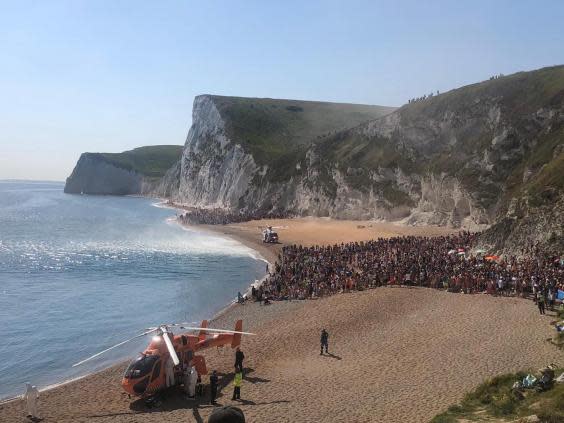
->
[1, 1, 563, 181]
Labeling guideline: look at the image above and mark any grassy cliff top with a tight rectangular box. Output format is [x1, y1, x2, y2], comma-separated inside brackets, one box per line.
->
[92, 145, 183, 178]
[401, 64, 564, 119]
[208, 95, 396, 165]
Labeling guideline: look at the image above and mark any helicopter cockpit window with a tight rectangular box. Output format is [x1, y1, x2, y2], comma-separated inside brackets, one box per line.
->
[124, 355, 159, 379]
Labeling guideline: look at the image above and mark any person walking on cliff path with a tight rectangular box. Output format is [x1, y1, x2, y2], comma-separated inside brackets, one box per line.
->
[232, 370, 243, 401]
[320, 329, 329, 355]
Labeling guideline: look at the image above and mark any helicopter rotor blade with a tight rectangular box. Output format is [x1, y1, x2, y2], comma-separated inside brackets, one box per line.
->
[177, 326, 256, 336]
[160, 326, 180, 366]
[72, 327, 159, 367]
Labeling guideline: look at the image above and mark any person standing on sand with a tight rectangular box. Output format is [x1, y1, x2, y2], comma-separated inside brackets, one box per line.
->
[232, 370, 242, 400]
[320, 329, 329, 355]
[210, 370, 219, 404]
[187, 365, 198, 399]
[165, 355, 175, 387]
[183, 364, 191, 397]
[538, 291, 546, 315]
[23, 383, 39, 421]
[235, 347, 245, 372]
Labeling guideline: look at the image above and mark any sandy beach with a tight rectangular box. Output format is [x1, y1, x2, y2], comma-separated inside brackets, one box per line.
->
[1, 219, 561, 423]
[201, 217, 459, 265]
[1, 289, 561, 423]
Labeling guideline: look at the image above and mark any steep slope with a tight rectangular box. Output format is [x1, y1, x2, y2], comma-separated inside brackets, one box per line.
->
[174, 95, 395, 208]
[64, 145, 183, 195]
[306, 65, 564, 249]
[170, 66, 563, 251]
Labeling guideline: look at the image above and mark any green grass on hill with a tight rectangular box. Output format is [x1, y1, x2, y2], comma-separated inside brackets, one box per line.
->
[209, 95, 395, 169]
[403, 65, 564, 121]
[431, 369, 564, 423]
[94, 145, 183, 178]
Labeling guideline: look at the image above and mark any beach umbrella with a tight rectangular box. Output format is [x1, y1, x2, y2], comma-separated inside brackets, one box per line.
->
[447, 249, 456, 255]
[475, 249, 486, 254]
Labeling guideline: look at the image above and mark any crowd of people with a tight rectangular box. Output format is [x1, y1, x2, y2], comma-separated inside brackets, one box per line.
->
[260, 232, 564, 306]
[177, 208, 288, 225]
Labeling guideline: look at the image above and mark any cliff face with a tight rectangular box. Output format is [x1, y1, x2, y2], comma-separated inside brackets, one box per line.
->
[166, 66, 563, 251]
[64, 146, 183, 196]
[176, 96, 259, 207]
[64, 153, 144, 195]
[170, 95, 396, 212]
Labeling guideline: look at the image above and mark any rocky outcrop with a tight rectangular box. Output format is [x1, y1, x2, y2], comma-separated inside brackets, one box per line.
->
[65, 146, 183, 196]
[64, 153, 144, 195]
[177, 96, 259, 208]
[148, 160, 182, 198]
[405, 174, 488, 230]
[478, 193, 564, 255]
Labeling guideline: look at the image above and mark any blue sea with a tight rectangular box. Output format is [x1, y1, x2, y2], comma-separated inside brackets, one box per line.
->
[0, 181, 265, 400]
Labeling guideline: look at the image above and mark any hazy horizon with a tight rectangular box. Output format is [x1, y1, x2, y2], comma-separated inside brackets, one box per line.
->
[2, 0, 564, 180]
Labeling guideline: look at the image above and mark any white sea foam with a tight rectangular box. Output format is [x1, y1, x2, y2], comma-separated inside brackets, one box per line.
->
[0, 182, 268, 400]
[151, 200, 267, 260]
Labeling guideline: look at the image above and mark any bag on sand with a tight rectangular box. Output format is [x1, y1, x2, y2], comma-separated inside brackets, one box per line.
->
[522, 374, 537, 388]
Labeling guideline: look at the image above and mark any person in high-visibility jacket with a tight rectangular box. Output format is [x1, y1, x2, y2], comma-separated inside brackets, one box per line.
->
[232, 370, 242, 400]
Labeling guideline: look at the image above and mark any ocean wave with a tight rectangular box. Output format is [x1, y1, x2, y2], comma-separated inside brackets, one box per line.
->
[0, 184, 267, 400]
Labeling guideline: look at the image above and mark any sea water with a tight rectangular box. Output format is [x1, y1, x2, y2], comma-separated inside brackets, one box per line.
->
[0, 181, 265, 399]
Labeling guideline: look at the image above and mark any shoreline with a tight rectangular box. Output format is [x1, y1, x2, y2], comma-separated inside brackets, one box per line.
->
[157, 199, 279, 266]
[0, 202, 270, 405]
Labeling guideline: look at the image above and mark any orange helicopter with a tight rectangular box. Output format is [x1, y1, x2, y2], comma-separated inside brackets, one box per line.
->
[72, 320, 254, 398]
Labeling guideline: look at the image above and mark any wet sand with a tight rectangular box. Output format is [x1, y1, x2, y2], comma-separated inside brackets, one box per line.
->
[1, 219, 561, 422]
